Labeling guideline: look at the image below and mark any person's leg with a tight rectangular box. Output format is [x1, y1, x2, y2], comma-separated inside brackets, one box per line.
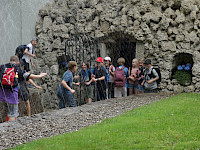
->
[111, 83, 115, 98]
[129, 88, 133, 95]
[57, 93, 65, 109]
[7, 103, 19, 121]
[66, 92, 77, 107]
[25, 100, 31, 116]
[122, 87, 127, 97]
[19, 83, 31, 116]
[114, 87, 122, 98]
[87, 86, 93, 103]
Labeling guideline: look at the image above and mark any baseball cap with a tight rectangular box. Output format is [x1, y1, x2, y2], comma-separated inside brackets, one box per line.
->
[104, 56, 111, 61]
[144, 59, 151, 65]
[96, 57, 104, 63]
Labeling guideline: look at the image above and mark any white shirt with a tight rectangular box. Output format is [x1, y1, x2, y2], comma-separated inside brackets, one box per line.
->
[22, 43, 33, 63]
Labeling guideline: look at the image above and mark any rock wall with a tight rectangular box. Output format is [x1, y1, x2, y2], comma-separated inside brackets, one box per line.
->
[35, 0, 200, 109]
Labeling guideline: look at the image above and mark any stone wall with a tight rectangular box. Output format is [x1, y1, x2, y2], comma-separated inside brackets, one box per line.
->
[35, 0, 200, 109]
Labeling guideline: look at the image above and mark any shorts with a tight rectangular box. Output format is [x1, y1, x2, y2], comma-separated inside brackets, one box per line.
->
[20, 59, 30, 72]
[127, 83, 139, 89]
[138, 84, 144, 91]
[7, 103, 19, 118]
[83, 85, 94, 99]
[19, 83, 29, 101]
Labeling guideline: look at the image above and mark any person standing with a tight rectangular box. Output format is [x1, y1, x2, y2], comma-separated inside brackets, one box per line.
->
[21, 37, 37, 72]
[93, 57, 107, 101]
[142, 59, 159, 93]
[0, 56, 47, 121]
[104, 56, 115, 98]
[128, 59, 140, 95]
[77, 62, 94, 104]
[114, 57, 129, 98]
[57, 61, 79, 108]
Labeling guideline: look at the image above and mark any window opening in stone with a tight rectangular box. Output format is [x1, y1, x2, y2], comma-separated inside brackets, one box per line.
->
[171, 53, 193, 86]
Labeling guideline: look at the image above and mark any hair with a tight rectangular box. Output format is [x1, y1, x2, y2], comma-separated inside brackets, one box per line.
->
[68, 61, 77, 71]
[138, 58, 144, 63]
[82, 62, 90, 68]
[132, 58, 139, 68]
[10, 56, 19, 63]
[117, 57, 125, 65]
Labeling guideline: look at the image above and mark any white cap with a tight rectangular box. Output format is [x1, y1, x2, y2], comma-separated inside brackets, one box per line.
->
[104, 56, 111, 61]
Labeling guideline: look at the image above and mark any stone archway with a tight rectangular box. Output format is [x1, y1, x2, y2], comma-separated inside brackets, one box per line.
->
[35, 0, 200, 108]
[98, 32, 137, 68]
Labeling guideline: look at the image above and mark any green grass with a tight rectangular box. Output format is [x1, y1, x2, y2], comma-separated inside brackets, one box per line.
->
[13, 93, 200, 150]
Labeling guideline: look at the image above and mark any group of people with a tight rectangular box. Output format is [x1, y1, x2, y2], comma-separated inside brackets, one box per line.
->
[0, 38, 47, 122]
[57, 56, 160, 108]
[0, 37, 160, 122]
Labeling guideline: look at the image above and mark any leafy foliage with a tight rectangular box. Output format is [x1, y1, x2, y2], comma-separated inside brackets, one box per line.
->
[173, 70, 192, 85]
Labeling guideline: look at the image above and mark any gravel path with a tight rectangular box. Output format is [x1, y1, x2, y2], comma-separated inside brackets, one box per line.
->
[0, 93, 173, 150]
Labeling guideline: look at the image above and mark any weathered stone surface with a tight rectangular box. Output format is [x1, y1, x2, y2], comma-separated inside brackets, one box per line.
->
[32, 0, 200, 109]
[184, 85, 195, 93]
[173, 85, 184, 93]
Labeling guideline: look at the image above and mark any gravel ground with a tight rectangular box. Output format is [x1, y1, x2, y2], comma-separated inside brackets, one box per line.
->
[0, 93, 174, 150]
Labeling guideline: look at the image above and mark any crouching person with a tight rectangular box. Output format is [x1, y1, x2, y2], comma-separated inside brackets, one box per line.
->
[0, 56, 47, 121]
[57, 61, 78, 108]
[142, 59, 159, 93]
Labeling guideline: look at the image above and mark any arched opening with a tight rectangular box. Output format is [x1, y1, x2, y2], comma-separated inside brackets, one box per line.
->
[171, 53, 193, 85]
[101, 33, 136, 68]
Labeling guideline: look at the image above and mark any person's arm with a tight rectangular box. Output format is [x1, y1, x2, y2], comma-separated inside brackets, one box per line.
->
[109, 66, 115, 76]
[24, 48, 36, 58]
[72, 82, 80, 86]
[61, 80, 75, 94]
[28, 73, 47, 79]
[146, 77, 159, 84]
[146, 69, 159, 84]
[141, 79, 145, 86]
[73, 75, 80, 79]
[28, 79, 42, 90]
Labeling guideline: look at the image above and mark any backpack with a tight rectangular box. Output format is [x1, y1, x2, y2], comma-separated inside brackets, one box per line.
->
[0, 64, 18, 89]
[114, 66, 126, 87]
[15, 45, 29, 59]
[148, 67, 161, 84]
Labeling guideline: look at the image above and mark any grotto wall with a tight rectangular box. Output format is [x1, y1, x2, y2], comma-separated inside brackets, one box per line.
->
[34, 0, 200, 109]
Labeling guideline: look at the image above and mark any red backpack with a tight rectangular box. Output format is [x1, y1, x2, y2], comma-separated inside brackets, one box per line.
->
[114, 66, 126, 87]
[0, 65, 18, 88]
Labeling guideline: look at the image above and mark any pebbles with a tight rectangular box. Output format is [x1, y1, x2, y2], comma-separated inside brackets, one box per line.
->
[0, 93, 172, 150]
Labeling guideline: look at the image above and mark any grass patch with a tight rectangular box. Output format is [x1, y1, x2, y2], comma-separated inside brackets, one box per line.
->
[12, 93, 200, 149]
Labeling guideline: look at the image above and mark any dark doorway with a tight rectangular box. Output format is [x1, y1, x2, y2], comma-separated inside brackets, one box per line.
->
[104, 34, 136, 68]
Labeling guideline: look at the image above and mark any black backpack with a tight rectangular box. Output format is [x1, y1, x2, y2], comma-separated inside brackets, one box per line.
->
[15, 45, 29, 59]
[148, 67, 161, 84]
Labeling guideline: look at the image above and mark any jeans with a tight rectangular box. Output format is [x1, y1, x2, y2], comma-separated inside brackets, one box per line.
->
[57, 91, 77, 108]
